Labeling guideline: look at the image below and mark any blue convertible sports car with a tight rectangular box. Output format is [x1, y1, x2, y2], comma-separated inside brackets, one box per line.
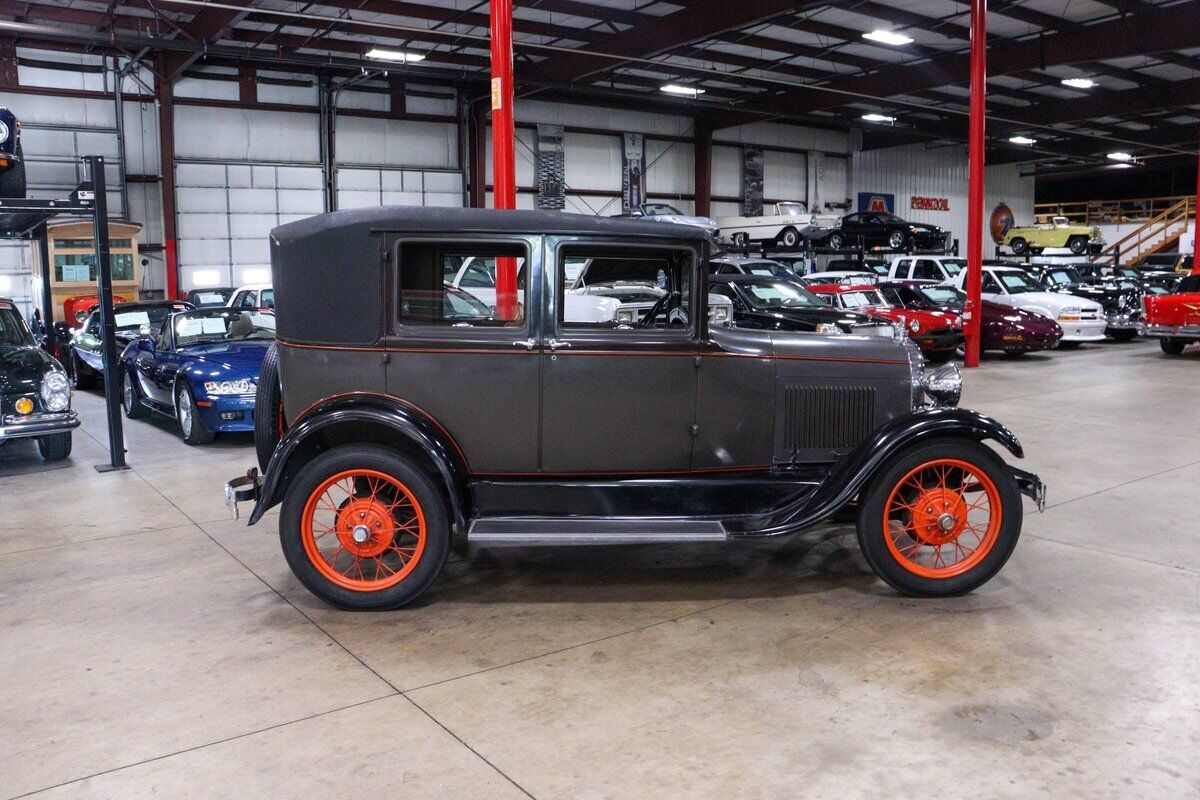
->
[120, 307, 275, 444]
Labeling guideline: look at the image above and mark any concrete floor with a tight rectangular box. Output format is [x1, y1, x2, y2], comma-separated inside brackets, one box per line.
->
[1, 339, 1198, 799]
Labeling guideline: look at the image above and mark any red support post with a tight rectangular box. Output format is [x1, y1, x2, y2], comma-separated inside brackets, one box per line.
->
[964, 0, 987, 368]
[490, 0, 518, 320]
[155, 53, 180, 300]
[1193, 129, 1199, 275]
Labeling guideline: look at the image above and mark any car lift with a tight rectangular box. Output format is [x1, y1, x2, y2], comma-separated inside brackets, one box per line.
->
[0, 155, 127, 472]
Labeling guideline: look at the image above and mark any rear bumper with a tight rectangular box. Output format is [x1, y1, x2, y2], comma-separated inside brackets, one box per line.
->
[1138, 323, 1200, 338]
[1104, 310, 1141, 331]
[225, 468, 263, 521]
[0, 411, 79, 442]
[1011, 466, 1047, 512]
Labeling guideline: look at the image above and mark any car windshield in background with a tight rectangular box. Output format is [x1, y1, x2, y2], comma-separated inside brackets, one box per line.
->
[114, 304, 188, 332]
[939, 259, 966, 276]
[1046, 268, 1082, 286]
[918, 286, 965, 308]
[742, 263, 778, 276]
[0, 307, 32, 346]
[191, 289, 234, 306]
[840, 290, 885, 308]
[777, 202, 808, 216]
[174, 309, 276, 347]
[574, 255, 669, 288]
[643, 203, 682, 216]
[739, 281, 823, 310]
[998, 272, 1042, 294]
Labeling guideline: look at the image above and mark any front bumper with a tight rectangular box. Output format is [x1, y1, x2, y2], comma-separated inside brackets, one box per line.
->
[1138, 323, 1200, 339]
[1104, 310, 1141, 331]
[0, 410, 80, 442]
[911, 328, 964, 353]
[1057, 317, 1107, 342]
[197, 394, 256, 432]
[226, 468, 263, 521]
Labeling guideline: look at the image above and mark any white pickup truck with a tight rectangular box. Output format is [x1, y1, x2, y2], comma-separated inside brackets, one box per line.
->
[716, 202, 840, 249]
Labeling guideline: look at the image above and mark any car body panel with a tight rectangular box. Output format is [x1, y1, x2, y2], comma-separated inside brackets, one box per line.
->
[1140, 274, 1200, 339]
[808, 283, 963, 355]
[1001, 216, 1104, 253]
[832, 212, 948, 251]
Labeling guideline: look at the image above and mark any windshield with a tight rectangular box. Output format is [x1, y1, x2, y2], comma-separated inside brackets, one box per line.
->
[938, 258, 966, 276]
[777, 202, 808, 216]
[738, 281, 823, 310]
[114, 304, 190, 332]
[997, 271, 1042, 294]
[917, 286, 966, 308]
[839, 289, 885, 308]
[174, 309, 276, 347]
[190, 289, 233, 307]
[643, 203, 683, 216]
[0, 306, 33, 346]
[1045, 268, 1082, 286]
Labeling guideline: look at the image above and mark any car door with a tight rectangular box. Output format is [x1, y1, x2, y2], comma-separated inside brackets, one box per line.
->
[540, 238, 698, 473]
[133, 320, 175, 407]
[839, 213, 866, 243]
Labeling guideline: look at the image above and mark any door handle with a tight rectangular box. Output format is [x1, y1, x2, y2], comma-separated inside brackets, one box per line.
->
[513, 338, 537, 350]
[548, 339, 571, 350]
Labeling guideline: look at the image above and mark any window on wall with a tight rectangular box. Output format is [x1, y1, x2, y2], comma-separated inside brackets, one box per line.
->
[559, 246, 694, 332]
[397, 242, 527, 328]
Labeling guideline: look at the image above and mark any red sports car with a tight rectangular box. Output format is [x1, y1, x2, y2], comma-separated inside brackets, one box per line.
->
[878, 280, 1062, 356]
[1141, 273, 1200, 355]
[808, 283, 963, 360]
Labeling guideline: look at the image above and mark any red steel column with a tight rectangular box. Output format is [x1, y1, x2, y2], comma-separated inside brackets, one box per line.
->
[491, 0, 518, 319]
[155, 53, 180, 300]
[964, 0, 987, 368]
[1193, 130, 1199, 275]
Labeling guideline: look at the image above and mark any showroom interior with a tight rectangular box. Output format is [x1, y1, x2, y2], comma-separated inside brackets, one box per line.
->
[0, 0, 1197, 797]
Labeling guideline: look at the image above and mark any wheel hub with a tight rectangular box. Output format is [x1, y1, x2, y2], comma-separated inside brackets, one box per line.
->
[335, 497, 395, 557]
[910, 487, 968, 545]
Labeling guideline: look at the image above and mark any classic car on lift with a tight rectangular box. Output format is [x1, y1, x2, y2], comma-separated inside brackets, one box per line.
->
[0, 297, 77, 461]
[612, 202, 718, 235]
[1001, 216, 1104, 256]
[226, 207, 1044, 610]
[716, 202, 839, 249]
[1020, 264, 1141, 341]
[66, 299, 194, 388]
[877, 280, 1062, 356]
[707, 254, 792, 278]
[707, 274, 896, 336]
[120, 307, 275, 444]
[807, 282, 963, 361]
[1140, 273, 1200, 355]
[827, 212, 948, 253]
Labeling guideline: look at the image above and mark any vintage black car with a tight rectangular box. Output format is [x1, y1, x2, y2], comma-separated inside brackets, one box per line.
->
[226, 207, 1044, 610]
[0, 297, 77, 461]
[707, 274, 895, 336]
[67, 300, 194, 388]
[0, 107, 24, 199]
[1021, 264, 1142, 341]
[827, 212, 948, 252]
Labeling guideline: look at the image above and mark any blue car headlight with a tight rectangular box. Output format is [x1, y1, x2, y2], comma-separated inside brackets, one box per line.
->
[203, 379, 255, 395]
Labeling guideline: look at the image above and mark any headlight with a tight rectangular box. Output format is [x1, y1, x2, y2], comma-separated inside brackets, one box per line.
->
[904, 338, 925, 407]
[911, 227, 928, 234]
[0, 121, 9, 144]
[709, 305, 730, 323]
[1058, 307, 1081, 321]
[616, 309, 634, 324]
[203, 379, 255, 395]
[908, 318, 921, 333]
[922, 363, 962, 407]
[40, 370, 70, 412]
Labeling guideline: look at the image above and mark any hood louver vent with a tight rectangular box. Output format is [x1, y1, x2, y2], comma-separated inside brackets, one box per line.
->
[782, 385, 875, 456]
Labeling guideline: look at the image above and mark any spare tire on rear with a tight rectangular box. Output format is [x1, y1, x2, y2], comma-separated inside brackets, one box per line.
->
[255, 342, 285, 471]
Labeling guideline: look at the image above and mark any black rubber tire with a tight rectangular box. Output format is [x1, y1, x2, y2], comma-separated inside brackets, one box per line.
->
[1108, 329, 1136, 342]
[176, 382, 215, 445]
[1067, 236, 1088, 255]
[255, 342, 284, 471]
[1058, 340, 1081, 349]
[732, 232, 749, 248]
[1029, 246, 1044, 255]
[1003, 350, 1027, 358]
[855, 438, 1023, 597]
[888, 230, 906, 250]
[1009, 238, 1028, 256]
[37, 432, 72, 462]
[121, 369, 148, 419]
[778, 227, 800, 248]
[72, 350, 97, 390]
[279, 444, 451, 610]
[0, 143, 27, 199]
[827, 232, 845, 250]
[1160, 338, 1186, 355]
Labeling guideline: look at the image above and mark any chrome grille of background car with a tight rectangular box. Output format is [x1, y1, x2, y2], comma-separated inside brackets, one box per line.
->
[1080, 309, 1100, 320]
[782, 385, 875, 455]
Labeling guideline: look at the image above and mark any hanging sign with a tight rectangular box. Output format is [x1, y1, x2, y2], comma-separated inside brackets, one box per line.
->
[741, 145, 764, 215]
[858, 192, 894, 213]
[910, 196, 950, 211]
[621, 133, 646, 212]
[536, 124, 566, 210]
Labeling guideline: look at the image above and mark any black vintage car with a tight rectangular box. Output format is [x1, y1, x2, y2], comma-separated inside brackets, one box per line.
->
[708, 274, 894, 336]
[66, 300, 193, 389]
[0, 297, 78, 461]
[1021, 264, 1142, 341]
[827, 212, 948, 252]
[0, 107, 24, 199]
[226, 207, 1044, 610]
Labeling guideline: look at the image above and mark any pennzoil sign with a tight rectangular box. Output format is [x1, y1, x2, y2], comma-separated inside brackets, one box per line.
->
[910, 195, 949, 211]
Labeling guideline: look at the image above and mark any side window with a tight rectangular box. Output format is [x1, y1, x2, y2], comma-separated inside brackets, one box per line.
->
[260, 289, 274, 309]
[239, 292, 257, 308]
[155, 318, 171, 350]
[397, 242, 527, 328]
[879, 286, 904, 306]
[981, 273, 1003, 293]
[560, 245, 694, 333]
[912, 260, 942, 280]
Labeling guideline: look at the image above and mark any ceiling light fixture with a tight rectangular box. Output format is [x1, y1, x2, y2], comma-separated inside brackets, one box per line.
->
[365, 48, 426, 63]
[862, 29, 913, 46]
[861, 113, 895, 124]
[1106, 152, 1134, 162]
[1061, 77, 1095, 90]
[660, 84, 705, 97]
[1008, 136, 1037, 145]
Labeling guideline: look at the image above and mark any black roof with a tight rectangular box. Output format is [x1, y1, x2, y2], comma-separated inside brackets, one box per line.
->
[272, 206, 710, 248]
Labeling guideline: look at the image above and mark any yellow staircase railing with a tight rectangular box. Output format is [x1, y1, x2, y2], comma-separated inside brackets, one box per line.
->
[1094, 197, 1194, 265]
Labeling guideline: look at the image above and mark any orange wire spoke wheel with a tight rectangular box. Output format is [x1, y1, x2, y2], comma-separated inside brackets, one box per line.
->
[301, 469, 426, 591]
[883, 458, 1001, 579]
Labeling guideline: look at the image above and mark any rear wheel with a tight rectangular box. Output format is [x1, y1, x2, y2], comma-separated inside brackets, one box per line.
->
[176, 382, 215, 445]
[37, 433, 72, 462]
[279, 445, 450, 610]
[888, 230, 907, 250]
[731, 232, 749, 248]
[121, 369, 148, 419]
[1009, 238, 1028, 255]
[1160, 338, 1186, 355]
[856, 439, 1022, 597]
[1067, 236, 1088, 255]
[827, 232, 845, 250]
[255, 342, 284, 471]
[778, 227, 800, 248]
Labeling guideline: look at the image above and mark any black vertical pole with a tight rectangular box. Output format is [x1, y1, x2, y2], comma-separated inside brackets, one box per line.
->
[88, 155, 128, 472]
[35, 222, 54, 353]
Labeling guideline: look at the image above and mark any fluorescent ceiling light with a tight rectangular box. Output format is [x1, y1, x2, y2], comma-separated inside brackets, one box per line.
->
[861, 113, 894, 124]
[862, 30, 913, 46]
[1009, 135, 1037, 145]
[1061, 77, 1095, 89]
[365, 48, 425, 63]
[1107, 152, 1133, 162]
[660, 84, 704, 97]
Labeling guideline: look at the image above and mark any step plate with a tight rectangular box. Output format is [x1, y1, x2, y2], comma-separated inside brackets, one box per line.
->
[468, 517, 728, 546]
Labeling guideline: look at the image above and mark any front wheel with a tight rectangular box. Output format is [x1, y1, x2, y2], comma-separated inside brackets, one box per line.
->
[778, 227, 800, 248]
[731, 232, 749, 248]
[176, 382, 215, 445]
[1160, 338, 1186, 355]
[1067, 236, 1088, 255]
[121, 369, 148, 419]
[279, 444, 450, 610]
[827, 232, 845, 250]
[1009, 238, 1028, 256]
[888, 230, 907, 250]
[255, 342, 284, 471]
[37, 433, 72, 462]
[856, 439, 1023, 597]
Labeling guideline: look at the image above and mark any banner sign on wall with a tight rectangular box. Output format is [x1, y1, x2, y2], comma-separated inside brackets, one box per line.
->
[910, 195, 950, 212]
[741, 145, 764, 215]
[621, 133, 646, 212]
[858, 192, 894, 213]
[535, 124, 566, 211]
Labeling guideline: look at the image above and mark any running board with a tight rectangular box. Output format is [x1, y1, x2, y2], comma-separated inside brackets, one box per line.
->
[468, 517, 728, 546]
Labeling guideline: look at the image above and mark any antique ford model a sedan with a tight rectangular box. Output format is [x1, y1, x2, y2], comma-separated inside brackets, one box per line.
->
[227, 207, 1045, 610]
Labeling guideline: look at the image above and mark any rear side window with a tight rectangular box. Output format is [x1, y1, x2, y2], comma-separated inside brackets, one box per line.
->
[912, 260, 942, 280]
[559, 245, 694, 333]
[397, 242, 527, 328]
